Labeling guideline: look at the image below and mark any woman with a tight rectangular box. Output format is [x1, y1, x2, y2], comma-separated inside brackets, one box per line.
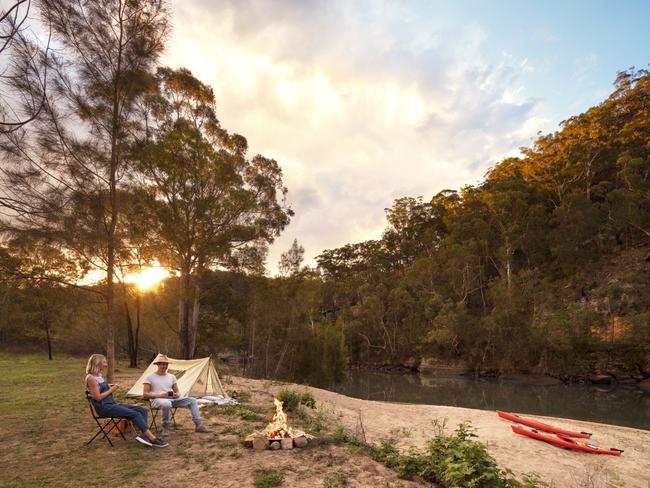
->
[85, 354, 167, 448]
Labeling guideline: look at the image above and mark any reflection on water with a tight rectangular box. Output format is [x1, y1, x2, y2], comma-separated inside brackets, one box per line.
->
[333, 371, 650, 430]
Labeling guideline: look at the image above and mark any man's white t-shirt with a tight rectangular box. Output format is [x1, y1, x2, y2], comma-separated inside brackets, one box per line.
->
[143, 372, 177, 394]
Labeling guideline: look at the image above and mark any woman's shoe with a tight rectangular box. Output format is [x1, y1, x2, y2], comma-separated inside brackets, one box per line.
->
[150, 438, 169, 448]
[135, 435, 153, 447]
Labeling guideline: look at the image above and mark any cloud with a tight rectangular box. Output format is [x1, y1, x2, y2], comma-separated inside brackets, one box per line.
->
[165, 0, 546, 273]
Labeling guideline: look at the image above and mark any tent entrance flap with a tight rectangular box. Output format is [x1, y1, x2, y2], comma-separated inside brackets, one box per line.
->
[126, 356, 227, 398]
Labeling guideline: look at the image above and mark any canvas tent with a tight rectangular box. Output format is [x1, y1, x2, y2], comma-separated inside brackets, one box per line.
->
[126, 356, 227, 398]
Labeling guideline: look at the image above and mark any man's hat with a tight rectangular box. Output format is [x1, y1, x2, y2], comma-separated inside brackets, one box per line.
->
[153, 353, 170, 364]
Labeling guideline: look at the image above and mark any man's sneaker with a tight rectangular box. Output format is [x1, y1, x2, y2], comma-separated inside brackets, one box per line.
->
[162, 426, 171, 437]
[135, 435, 152, 447]
[195, 424, 212, 433]
[150, 438, 168, 448]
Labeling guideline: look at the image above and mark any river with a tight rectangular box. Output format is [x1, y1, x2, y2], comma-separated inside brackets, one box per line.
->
[332, 370, 650, 431]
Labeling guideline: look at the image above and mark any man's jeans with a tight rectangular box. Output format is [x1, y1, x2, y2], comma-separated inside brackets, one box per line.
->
[152, 396, 202, 427]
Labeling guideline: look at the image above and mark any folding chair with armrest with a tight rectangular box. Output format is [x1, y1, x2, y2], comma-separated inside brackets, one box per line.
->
[147, 400, 178, 433]
[85, 395, 129, 447]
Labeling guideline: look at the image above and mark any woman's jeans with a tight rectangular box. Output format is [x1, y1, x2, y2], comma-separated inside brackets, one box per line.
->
[97, 403, 149, 433]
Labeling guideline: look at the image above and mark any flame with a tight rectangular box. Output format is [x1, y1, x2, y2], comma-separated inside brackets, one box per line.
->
[265, 398, 293, 438]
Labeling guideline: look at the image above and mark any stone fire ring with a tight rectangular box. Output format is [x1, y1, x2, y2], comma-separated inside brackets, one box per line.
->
[245, 430, 314, 450]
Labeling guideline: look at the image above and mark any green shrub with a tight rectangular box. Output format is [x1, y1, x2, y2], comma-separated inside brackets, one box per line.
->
[300, 391, 316, 408]
[371, 421, 548, 488]
[308, 404, 330, 433]
[277, 388, 316, 411]
[372, 439, 430, 479]
[370, 438, 400, 468]
[277, 388, 301, 411]
[331, 426, 363, 446]
[253, 469, 284, 487]
[427, 422, 505, 487]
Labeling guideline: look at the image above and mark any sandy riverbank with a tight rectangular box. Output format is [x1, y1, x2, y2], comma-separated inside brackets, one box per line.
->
[230, 376, 650, 488]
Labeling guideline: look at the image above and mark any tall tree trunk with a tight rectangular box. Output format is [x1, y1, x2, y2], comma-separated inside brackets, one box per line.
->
[248, 291, 257, 377]
[125, 298, 136, 367]
[273, 340, 290, 379]
[44, 320, 52, 360]
[178, 266, 191, 358]
[505, 237, 512, 292]
[248, 316, 256, 377]
[124, 295, 140, 368]
[264, 332, 271, 378]
[106, 12, 124, 384]
[106, 241, 116, 382]
[0, 285, 11, 343]
[134, 293, 141, 368]
[189, 277, 201, 359]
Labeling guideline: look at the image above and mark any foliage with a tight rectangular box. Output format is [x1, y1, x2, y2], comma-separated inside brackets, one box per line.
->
[278, 238, 305, 277]
[253, 469, 284, 487]
[300, 391, 316, 409]
[370, 421, 548, 487]
[426, 422, 510, 487]
[308, 403, 334, 434]
[277, 388, 316, 411]
[277, 388, 301, 411]
[330, 426, 363, 447]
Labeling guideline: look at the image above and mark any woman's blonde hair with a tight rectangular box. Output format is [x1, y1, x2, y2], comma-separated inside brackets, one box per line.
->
[86, 354, 106, 375]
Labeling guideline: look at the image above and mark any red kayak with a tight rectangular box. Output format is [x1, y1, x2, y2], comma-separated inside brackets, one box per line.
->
[511, 426, 623, 456]
[497, 410, 592, 438]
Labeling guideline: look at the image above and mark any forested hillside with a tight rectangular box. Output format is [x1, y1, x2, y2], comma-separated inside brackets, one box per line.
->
[2, 68, 649, 388]
[311, 68, 650, 383]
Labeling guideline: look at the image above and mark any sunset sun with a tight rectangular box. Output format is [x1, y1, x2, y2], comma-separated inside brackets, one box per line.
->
[124, 266, 170, 291]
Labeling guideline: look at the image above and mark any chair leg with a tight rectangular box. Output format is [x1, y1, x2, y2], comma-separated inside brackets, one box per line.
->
[87, 417, 114, 447]
[149, 405, 178, 431]
[148, 405, 159, 433]
[111, 419, 127, 440]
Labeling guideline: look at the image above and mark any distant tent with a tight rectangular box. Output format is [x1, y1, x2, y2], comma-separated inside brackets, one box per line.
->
[126, 356, 227, 398]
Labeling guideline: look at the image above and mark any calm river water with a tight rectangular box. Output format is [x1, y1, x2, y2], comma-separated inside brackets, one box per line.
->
[333, 370, 650, 431]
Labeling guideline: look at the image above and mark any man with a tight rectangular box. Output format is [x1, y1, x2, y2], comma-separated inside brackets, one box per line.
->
[143, 354, 212, 436]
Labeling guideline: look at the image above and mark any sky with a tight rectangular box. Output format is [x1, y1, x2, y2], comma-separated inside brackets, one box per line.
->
[163, 0, 650, 274]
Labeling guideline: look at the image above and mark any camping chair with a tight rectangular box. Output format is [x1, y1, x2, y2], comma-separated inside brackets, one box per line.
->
[147, 401, 178, 433]
[85, 395, 129, 447]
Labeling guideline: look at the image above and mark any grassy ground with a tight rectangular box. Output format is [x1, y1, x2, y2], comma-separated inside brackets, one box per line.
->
[0, 353, 426, 488]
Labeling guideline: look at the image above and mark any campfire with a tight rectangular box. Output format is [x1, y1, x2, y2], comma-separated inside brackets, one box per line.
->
[266, 398, 293, 438]
[245, 398, 312, 450]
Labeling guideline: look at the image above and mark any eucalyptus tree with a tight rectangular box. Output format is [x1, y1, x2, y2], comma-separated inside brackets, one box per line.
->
[278, 238, 304, 277]
[136, 67, 292, 358]
[480, 161, 549, 290]
[0, 0, 169, 381]
[382, 196, 446, 266]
